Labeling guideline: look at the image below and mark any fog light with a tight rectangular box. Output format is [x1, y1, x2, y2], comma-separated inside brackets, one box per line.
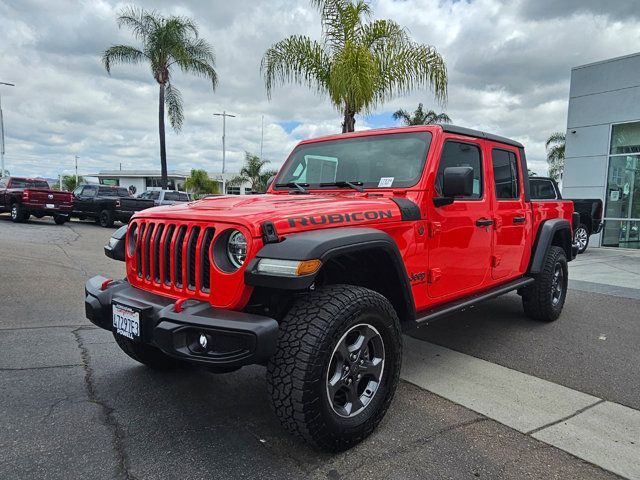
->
[199, 334, 208, 350]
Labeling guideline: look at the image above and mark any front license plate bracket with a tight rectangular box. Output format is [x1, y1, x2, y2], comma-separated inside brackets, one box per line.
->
[112, 301, 141, 341]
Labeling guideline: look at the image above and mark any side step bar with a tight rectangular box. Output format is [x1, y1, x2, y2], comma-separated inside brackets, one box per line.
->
[412, 277, 535, 327]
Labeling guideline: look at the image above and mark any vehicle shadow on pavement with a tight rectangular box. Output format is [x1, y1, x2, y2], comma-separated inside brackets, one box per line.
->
[78, 325, 620, 480]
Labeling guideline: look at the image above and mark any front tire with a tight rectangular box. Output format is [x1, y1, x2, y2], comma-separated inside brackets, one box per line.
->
[574, 224, 589, 254]
[522, 246, 568, 322]
[113, 333, 186, 370]
[267, 285, 402, 452]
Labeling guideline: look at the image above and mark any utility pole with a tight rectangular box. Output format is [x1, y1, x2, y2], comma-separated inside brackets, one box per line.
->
[213, 111, 236, 194]
[260, 115, 264, 161]
[75, 155, 79, 185]
[0, 81, 16, 178]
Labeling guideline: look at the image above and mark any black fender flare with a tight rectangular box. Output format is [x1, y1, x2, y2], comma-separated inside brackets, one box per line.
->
[245, 227, 416, 319]
[528, 219, 572, 274]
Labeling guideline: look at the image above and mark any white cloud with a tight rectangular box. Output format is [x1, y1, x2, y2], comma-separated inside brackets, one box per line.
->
[0, 0, 639, 178]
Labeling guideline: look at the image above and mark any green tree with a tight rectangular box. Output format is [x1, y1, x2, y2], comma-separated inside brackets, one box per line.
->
[183, 169, 219, 198]
[262, 0, 447, 133]
[545, 132, 566, 181]
[102, 7, 218, 189]
[392, 103, 451, 126]
[228, 152, 278, 193]
[61, 175, 83, 192]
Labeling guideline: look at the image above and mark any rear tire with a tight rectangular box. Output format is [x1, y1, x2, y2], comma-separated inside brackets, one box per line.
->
[267, 284, 402, 452]
[113, 333, 186, 370]
[575, 224, 589, 254]
[522, 246, 568, 322]
[54, 215, 68, 225]
[99, 209, 114, 228]
[10, 203, 27, 223]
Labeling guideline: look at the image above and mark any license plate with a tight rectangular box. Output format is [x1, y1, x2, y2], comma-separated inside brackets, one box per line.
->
[46, 203, 55, 209]
[112, 302, 140, 340]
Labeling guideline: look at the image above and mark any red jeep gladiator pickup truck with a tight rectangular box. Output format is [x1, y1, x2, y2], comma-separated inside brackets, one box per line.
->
[0, 176, 73, 224]
[85, 125, 578, 451]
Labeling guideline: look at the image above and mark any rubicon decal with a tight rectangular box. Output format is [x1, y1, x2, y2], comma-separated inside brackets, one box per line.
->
[287, 210, 394, 228]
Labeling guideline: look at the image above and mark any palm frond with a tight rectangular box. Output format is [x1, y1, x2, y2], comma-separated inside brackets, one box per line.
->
[102, 44, 145, 73]
[261, 36, 331, 99]
[545, 132, 566, 149]
[164, 82, 184, 132]
[360, 19, 407, 49]
[117, 6, 157, 40]
[392, 108, 412, 124]
[374, 41, 448, 106]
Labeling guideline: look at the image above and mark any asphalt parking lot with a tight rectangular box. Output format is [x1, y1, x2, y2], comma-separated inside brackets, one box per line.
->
[1, 216, 638, 479]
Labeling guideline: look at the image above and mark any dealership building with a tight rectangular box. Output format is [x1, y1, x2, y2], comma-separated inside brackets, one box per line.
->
[563, 52, 640, 249]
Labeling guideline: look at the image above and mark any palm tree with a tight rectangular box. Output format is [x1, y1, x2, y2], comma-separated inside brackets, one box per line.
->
[262, 0, 447, 133]
[102, 7, 218, 189]
[546, 132, 566, 181]
[392, 103, 451, 126]
[228, 152, 279, 193]
[184, 169, 219, 198]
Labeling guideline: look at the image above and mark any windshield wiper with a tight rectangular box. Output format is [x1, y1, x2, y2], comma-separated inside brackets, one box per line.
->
[319, 181, 364, 193]
[275, 182, 309, 194]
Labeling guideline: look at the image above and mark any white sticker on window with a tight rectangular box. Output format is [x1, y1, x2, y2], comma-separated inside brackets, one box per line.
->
[378, 177, 394, 188]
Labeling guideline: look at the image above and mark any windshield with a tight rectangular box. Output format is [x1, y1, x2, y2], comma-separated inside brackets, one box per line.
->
[11, 178, 50, 189]
[275, 132, 432, 190]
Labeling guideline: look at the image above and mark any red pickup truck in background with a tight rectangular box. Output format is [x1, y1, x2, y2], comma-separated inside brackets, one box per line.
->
[0, 176, 73, 224]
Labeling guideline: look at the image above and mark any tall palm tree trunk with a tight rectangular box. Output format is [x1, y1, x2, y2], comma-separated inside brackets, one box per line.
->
[158, 83, 168, 189]
[342, 106, 356, 133]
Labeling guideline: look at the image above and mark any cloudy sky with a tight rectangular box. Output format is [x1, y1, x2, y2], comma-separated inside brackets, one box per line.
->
[1, 0, 639, 179]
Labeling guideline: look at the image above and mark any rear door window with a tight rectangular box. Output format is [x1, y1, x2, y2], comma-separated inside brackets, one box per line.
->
[530, 179, 557, 199]
[164, 191, 179, 201]
[492, 149, 520, 200]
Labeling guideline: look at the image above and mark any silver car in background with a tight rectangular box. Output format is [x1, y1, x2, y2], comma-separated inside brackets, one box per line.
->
[137, 190, 192, 206]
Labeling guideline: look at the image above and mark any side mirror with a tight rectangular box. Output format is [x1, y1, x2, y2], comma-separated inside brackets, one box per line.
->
[434, 166, 474, 207]
[266, 175, 275, 190]
[104, 225, 127, 261]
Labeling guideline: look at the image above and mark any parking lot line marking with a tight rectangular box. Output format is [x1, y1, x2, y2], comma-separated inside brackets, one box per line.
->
[402, 337, 640, 480]
[533, 401, 640, 480]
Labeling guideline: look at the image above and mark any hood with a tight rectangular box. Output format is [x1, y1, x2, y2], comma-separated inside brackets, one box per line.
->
[134, 193, 407, 237]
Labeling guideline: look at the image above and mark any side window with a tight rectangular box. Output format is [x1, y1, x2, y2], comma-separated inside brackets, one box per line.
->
[178, 193, 190, 201]
[82, 185, 98, 197]
[436, 141, 483, 199]
[530, 179, 557, 200]
[73, 186, 83, 196]
[492, 149, 520, 200]
[164, 191, 179, 201]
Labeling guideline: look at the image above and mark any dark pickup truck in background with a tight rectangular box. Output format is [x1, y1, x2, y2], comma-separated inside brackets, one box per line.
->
[0, 176, 73, 224]
[72, 184, 155, 227]
[530, 176, 603, 253]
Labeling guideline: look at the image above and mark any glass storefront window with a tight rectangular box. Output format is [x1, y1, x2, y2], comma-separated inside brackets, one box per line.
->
[602, 220, 640, 249]
[605, 155, 640, 219]
[604, 122, 640, 248]
[610, 121, 640, 154]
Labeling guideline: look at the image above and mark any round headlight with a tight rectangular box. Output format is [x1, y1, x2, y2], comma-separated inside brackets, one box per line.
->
[226, 230, 247, 268]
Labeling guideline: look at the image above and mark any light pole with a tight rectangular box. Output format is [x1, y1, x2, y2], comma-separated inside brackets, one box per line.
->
[213, 111, 236, 194]
[75, 155, 79, 185]
[0, 81, 15, 178]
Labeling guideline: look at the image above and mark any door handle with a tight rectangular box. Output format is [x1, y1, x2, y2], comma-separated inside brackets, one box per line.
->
[476, 218, 494, 227]
[513, 216, 526, 224]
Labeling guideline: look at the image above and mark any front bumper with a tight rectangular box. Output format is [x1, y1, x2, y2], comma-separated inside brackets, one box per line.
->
[85, 276, 279, 368]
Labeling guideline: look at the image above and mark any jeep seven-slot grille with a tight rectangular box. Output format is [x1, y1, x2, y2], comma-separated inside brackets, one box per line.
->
[133, 221, 214, 293]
